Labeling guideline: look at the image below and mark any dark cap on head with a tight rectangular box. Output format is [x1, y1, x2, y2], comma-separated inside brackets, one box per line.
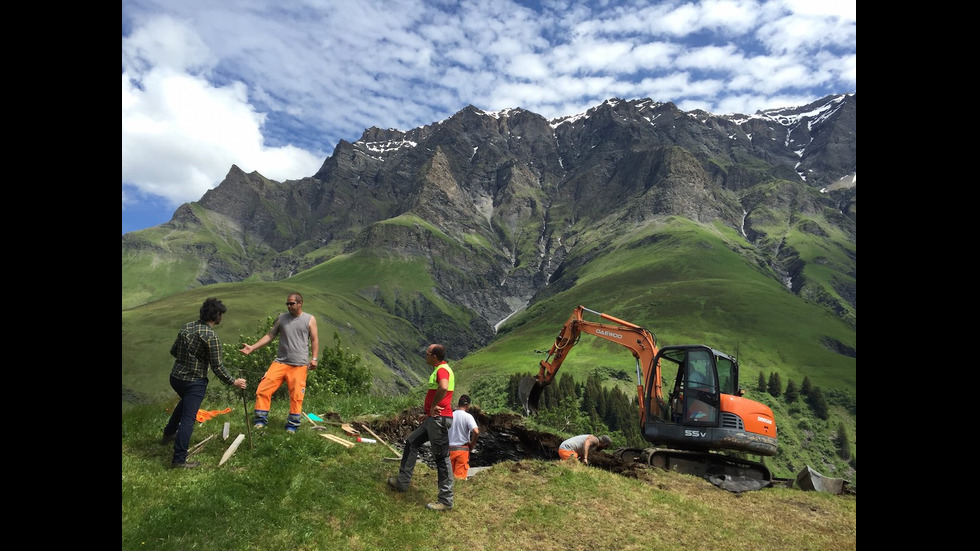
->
[598, 435, 612, 447]
[458, 394, 471, 406]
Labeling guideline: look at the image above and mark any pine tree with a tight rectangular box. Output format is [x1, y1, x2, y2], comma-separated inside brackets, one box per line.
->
[800, 376, 812, 396]
[757, 371, 766, 392]
[542, 380, 559, 410]
[808, 386, 829, 419]
[601, 386, 615, 428]
[784, 379, 799, 403]
[767, 372, 782, 397]
[594, 373, 609, 418]
[608, 387, 643, 447]
[836, 422, 851, 460]
[558, 373, 577, 404]
[580, 373, 603, 429]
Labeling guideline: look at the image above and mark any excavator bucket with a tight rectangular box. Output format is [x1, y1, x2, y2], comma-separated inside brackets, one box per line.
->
[518, 376, 545, 416]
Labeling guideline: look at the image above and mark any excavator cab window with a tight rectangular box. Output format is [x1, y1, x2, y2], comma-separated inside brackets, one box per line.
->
[716, 355, 736, 395]
[686, 351, 714, 390]
[682, 349, 719, 425]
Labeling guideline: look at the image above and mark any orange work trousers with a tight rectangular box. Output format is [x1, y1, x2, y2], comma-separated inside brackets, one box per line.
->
[558, 449, 579, 461]
[254, 361, 308, 415]
[450, 448, 470, 478]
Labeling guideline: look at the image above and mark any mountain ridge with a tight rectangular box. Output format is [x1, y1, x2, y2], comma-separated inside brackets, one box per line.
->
[122, 93, 854, 399]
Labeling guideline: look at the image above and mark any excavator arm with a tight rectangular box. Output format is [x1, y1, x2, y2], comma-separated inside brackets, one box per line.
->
[519, 305, 662, 420]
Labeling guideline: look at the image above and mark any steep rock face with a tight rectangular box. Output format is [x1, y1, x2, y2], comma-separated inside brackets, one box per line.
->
[197, 166, 320, 249]
[768, 95, 856, 186]
[124, 94, 856, 337]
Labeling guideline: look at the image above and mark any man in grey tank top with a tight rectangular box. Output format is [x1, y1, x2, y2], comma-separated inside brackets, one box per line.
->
[240, 292, 320, 432]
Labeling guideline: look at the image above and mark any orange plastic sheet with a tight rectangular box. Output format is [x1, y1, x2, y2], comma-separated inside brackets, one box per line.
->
[196, 407, 232, 423]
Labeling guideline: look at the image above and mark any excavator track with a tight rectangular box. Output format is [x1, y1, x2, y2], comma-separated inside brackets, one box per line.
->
[615, 447, 772, 484]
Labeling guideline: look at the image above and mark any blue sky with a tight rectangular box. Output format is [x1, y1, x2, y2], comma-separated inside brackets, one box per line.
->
[122, 0, 856, 235]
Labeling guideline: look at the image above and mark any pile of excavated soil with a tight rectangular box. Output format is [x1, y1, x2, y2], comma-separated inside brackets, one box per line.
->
[362, 406, 651, 480]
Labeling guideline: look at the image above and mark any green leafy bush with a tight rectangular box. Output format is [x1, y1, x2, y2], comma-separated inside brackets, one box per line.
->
[307, 332, 371, 396]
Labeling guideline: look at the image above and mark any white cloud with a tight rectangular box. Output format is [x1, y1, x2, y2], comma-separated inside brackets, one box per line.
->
[122, 16, 324, 210]
[507, 53, 552, 80]
[675, 44, 744, 73]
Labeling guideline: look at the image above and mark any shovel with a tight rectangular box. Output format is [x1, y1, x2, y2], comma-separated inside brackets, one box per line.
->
[240, 369, 253, 449]
[304, 412, 329, 431]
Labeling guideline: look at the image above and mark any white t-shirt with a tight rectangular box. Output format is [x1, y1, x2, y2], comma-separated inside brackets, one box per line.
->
[449, 408, 478, 447]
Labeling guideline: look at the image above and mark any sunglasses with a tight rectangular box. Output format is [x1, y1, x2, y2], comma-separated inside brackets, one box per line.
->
[286, 302, 297, 306]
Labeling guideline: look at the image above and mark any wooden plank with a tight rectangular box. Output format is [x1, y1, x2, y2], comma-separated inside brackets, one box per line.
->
[319, 433, 355, 448]
[222, 422, 230, 440]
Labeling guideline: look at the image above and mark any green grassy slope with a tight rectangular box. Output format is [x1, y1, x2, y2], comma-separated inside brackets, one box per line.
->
[459, 218, 854, 391]
[122, 394, 856, 550]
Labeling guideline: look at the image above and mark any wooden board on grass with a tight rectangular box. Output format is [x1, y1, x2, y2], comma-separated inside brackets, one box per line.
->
[341, 423, 360, 437]
[319, 433, 355, 448]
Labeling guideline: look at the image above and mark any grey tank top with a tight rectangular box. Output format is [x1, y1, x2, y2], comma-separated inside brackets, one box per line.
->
[273, 312, 312, 366]
[559, 434, 589, 452]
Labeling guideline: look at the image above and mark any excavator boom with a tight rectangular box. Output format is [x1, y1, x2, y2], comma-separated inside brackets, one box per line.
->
[519, 305, 659, 419]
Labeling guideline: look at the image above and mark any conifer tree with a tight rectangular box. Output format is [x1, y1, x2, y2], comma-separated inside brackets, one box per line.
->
[541, 379, 559, 410]
[767, 372, 782, 397]
[836, 422, 851, 460]
[757, 371, 766, 392]
[608, 387, 643, 446]
[580, 373, 603, 428]
[784, 379, 799, 403]
[558, 373, 577, 404]
[808, 386, 829, 419]
[800, 376, 812, 396]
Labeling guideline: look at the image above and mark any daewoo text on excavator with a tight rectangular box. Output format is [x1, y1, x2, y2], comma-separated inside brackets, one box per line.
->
[519, 305, 778, 489]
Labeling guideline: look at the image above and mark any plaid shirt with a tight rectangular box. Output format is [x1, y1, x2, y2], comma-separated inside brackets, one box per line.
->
[169, 321, 235, 385]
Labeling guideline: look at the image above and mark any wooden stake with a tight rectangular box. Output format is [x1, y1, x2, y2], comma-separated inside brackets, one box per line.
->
[219, 434, 246, 466]
[187, 434, 216, 458]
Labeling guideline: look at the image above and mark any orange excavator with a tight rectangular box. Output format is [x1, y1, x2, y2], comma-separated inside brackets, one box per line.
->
[519, 305, 778, 487]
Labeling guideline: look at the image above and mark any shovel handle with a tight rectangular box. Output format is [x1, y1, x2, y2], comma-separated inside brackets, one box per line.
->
[240, 369, 252, 450]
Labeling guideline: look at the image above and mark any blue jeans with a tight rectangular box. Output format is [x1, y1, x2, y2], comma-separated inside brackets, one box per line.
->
[164, 376, 209, 464]
[396, 415, 454, 507]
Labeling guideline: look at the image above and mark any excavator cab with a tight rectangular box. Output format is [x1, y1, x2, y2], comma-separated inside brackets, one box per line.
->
[663, 346, 721, 425]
